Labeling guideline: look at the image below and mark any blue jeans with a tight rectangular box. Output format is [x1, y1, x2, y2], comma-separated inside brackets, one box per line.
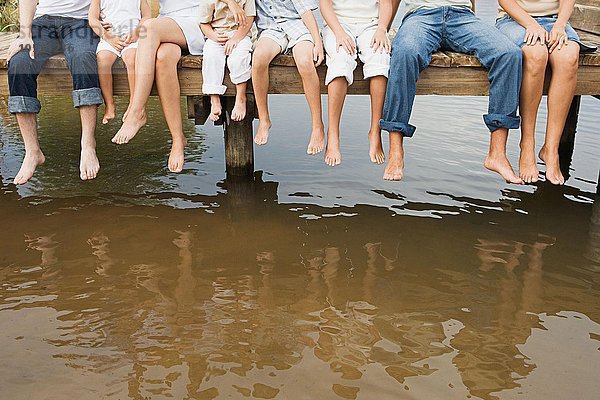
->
[8, 16, 102, 114]
[380, 7, 522, 137]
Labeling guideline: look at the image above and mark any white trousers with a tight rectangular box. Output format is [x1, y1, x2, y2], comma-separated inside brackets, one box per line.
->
[201, 36, 253, 95]
[323, 21, 390, 86]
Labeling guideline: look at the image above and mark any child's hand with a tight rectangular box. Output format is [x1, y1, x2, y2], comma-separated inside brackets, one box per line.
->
[371, 26, 390, 54]
[335, 29, 356, 56]
[313, 40, 324, 67]
[547, 23, 568, 53]
[225, 37, 240, 55]
[106, 33, 126, 52]
[123, 30, 139, 45]
[225, 0, 247, 27]
[208, 31, 229, 45]
[524, 22, 547, 46]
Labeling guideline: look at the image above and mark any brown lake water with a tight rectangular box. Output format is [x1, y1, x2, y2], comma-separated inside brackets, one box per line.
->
[1, 2, 599, 399]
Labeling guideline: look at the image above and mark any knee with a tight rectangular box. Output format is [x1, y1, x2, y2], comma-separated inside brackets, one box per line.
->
[8, 51, 34, 76]
[70, 49, 98, 72]
[523, 46, 548, 72]
[252, 49, 273, 70]
[97, 52, 115, 67]
[553, 48, 579, 73]
[294, 52, 315, 75]
[156, 46, 180, 70]
[121, 50, 136, 67]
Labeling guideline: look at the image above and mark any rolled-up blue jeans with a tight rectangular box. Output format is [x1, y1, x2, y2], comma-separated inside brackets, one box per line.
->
[8, 15, 102, 114]
[380, 6, 522, 137]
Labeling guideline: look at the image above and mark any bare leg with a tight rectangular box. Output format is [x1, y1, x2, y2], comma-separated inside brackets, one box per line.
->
[155, 43, 187, 173]
[231, 82, 247, 122]
[209, 94, 222, 122]
[384, 132, 404, 181]
[540, 42, 579, 185]
[484, 128, 523, 184]
[369, 76, 387, 164]
[112, 18, 187, 144]
[13, 113, 45, 185]
[79, 105, 100, 181]
[325, 77, 347, 166]
[518, 45, 548, 183]
[252, 37, 280, 146]
[121, 48, 137, 123]
[97, 50, 118, 125]
[293, 41, 325, 156]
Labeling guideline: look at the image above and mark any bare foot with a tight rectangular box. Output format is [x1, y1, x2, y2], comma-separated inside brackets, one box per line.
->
[369, 129, 385, 165]
[231, 97, 246, 122]
[384, 149, 404, 181]
[168, 137, 187, 173]
[80, 146, 100, 181]
[122, 106, 130, 123]
[307, 125, 325, 155]
[102, 104, 115, 125]
[325, 134, 341, 167]
[484, 155, 523, 184]
[14, 149, 45, 185]
[209, 100, 222, 122]
[255, 119, 272, 145]
[112, 111, 147, 145]
[539, 146, 565, 185]
[519, 149, 539, 184]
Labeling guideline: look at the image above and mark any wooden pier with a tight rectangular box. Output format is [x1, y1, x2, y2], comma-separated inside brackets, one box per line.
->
[0, 1, 599, 179]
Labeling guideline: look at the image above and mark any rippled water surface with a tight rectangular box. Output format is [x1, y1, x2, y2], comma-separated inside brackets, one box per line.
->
[1, 2, 599, 399]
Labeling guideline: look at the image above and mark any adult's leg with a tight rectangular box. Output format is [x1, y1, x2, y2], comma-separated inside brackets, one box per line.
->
[251, 37, 282, 145]
[121, 48, 137, 122]
[113, 18, 188, 144]
[380, 10, 443, 181]
[154, 43, 186, 173]
[227, 36, 253, 121]
[62, 19, 103, 181]
[518, 45, 548, 183]
[293, 40, 326, 157]
[97, 50, 119, 124]
[541, 41, 579, 185]
[445, 9, 523, 184]
[203, 39, 228, 122]
[8, 20, 59, 184]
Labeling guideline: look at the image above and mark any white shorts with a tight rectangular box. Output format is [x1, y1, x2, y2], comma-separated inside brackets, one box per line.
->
[322, 21, 390, 86]
[258, 29, 313, 54]
[96, 38, 138, 58]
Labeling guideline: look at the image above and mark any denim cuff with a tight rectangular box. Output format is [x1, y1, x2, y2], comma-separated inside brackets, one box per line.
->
[8, 96, 41, 114]
[73, 88, 103, 108]
[483, 113, 521, 132]
[379, 119, 417, 137]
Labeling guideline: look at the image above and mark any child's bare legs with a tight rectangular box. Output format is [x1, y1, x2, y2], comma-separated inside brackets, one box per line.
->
[252, 38, 280, 145]
[97, 50, 118, 124]
[484, 128, 524, 184]
[292, 41, 325, 155]
[518, 44, 548, 183]
[384, 132, 404, 181]
[121, 48, 137, 123]
[369, 76, 387, 164]
[209, 94, 222, 122]
[155, 43, 187, 173]
[231, 82, 247, 122]
[113, 18, 187, 144]
[540, 42, 579, 185]
[325, 77, 347, 166]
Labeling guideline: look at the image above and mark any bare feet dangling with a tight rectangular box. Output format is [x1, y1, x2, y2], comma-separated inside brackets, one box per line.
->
[168, 136, 187, 173]
[484, 155, 524, 184]
[539, 146, 565, 185]
[112, 111, 147, 145]
[231, 96, 246, 122]
[14, 149, 45, 185]
[307, 125, 325, 155]
[384, 150, 404, 181]
[102, 103, 115, 125]
[80, 146, 100, 181]
[369, 129, 385, 165]
[254, 119, 272, 145]
[325, 133, 341, 167]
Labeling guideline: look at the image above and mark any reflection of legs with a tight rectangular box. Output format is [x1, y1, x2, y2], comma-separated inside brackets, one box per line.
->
[155, 43, 187, 173]
[113, 18, 187, 144]
[98, 51, 119, 125]
[88, 234, 114, 276]
[252, 37, 281, 146]
[540, 42, 579, 185]
[517, 45, 548, 183]
[293, 41, 325, 156]
[323, 247, 341, 301]
[173, 231, 196, 312]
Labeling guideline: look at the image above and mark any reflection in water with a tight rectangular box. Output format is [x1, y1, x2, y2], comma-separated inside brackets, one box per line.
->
[1, 173, 599, 400]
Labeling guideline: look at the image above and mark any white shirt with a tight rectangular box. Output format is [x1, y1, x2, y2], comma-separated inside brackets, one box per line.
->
[35, 0, 91, 19]
[404, 0, 472, 14]
[331, 0, 380, 24]
[159, 0, 200, 17]
[101, 0, 142, 36]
